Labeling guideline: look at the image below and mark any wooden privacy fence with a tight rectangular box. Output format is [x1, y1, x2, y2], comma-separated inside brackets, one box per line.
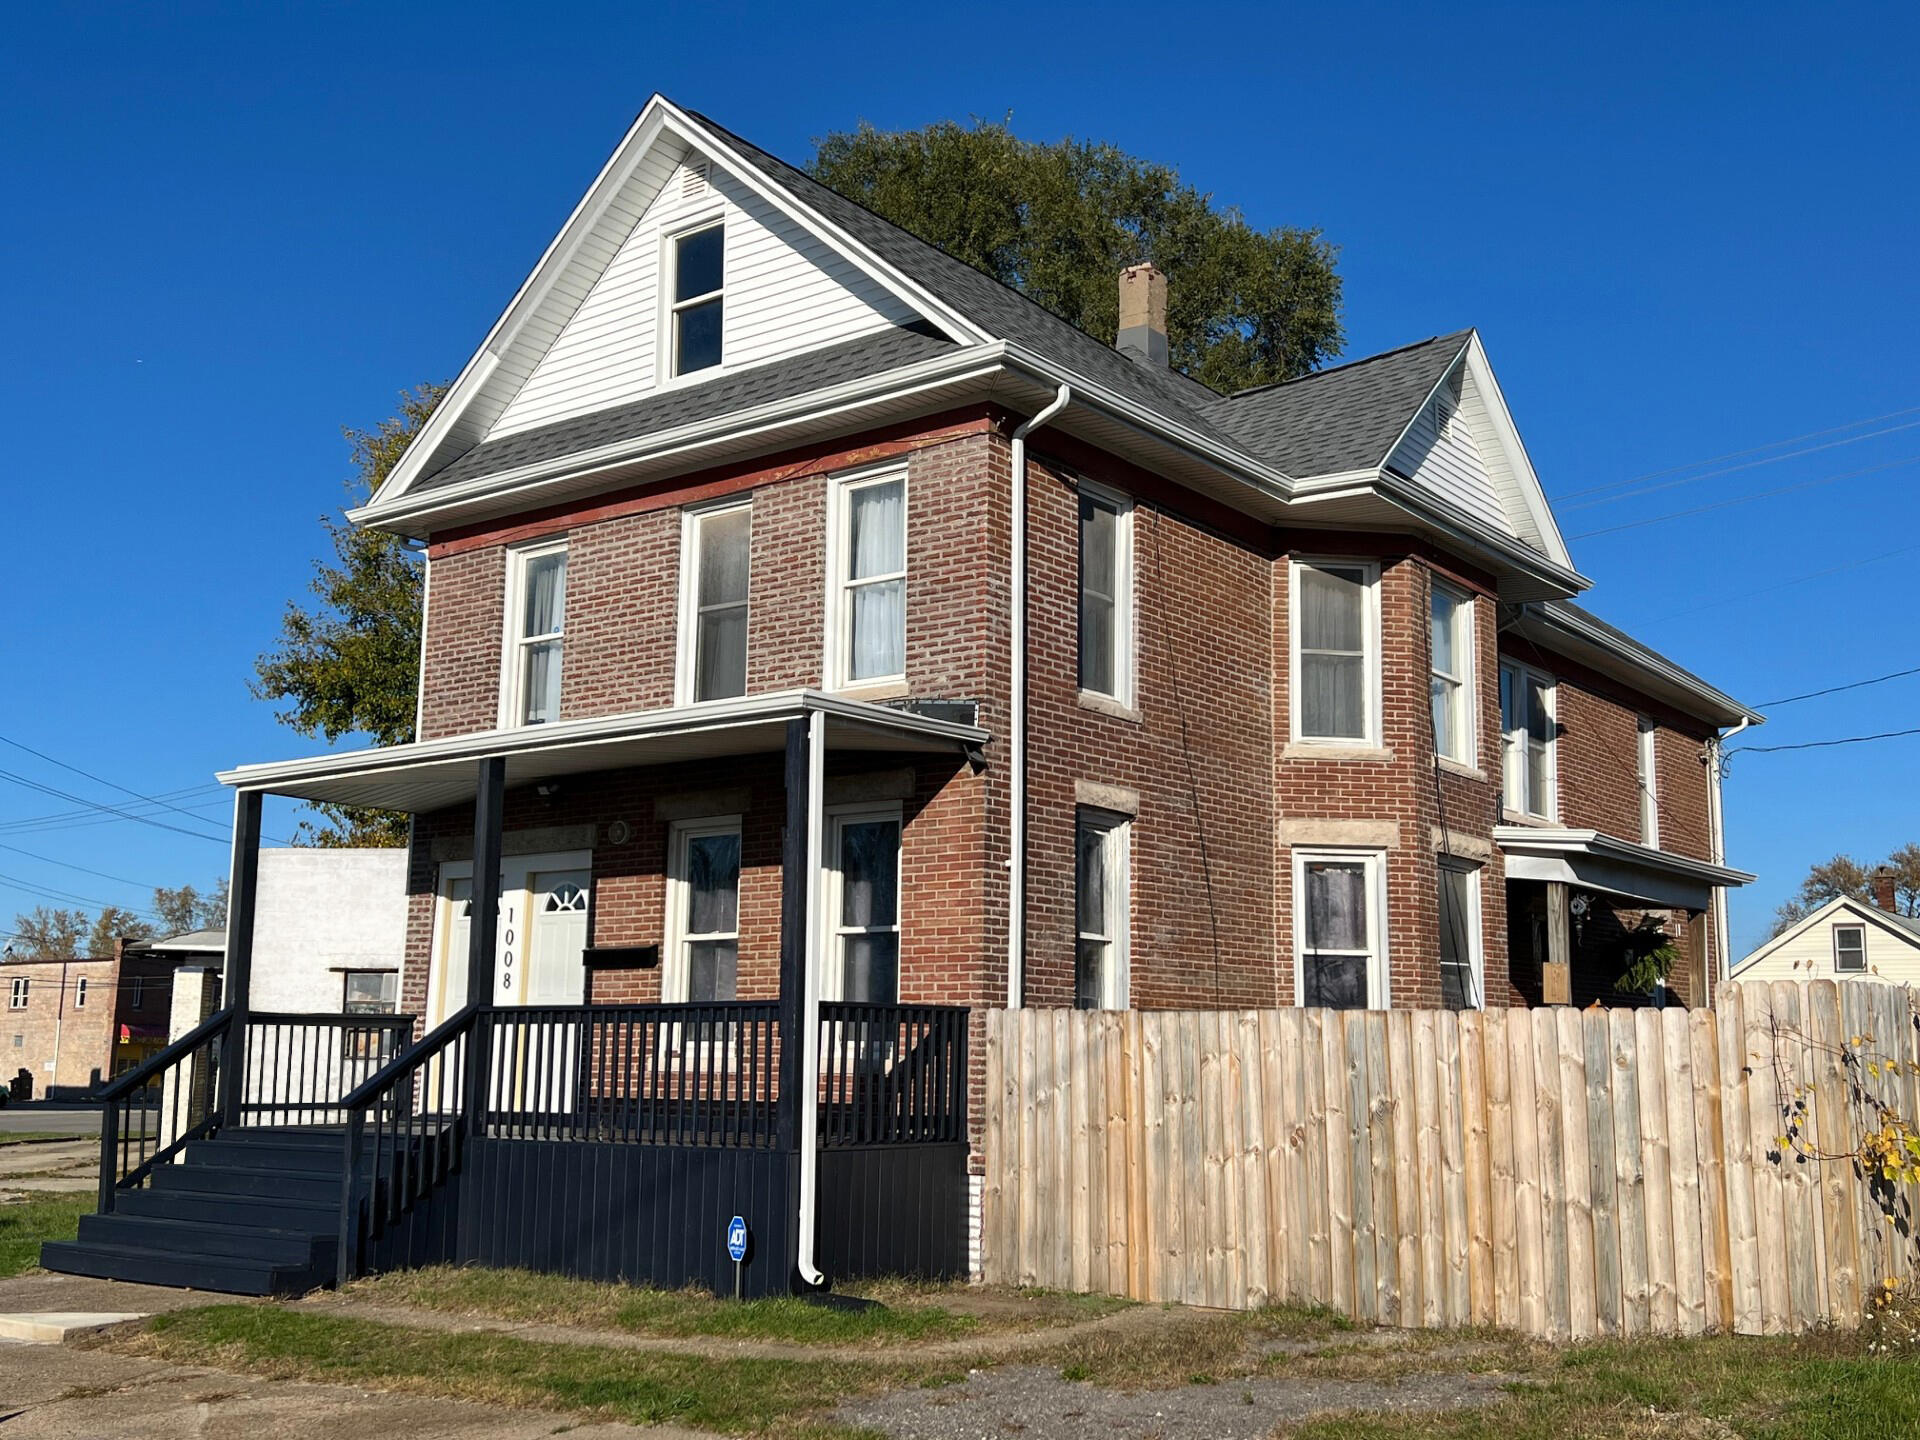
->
[981, 979, 1920, 1338]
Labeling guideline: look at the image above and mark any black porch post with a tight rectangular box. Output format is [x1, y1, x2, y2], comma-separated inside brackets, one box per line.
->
[775, 718, 810, 1153]
[464, 756, 506, 1128]
[218, 789, 263, 1127]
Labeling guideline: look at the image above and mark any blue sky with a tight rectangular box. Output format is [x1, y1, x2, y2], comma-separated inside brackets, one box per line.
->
[1, 1, 1914, 958]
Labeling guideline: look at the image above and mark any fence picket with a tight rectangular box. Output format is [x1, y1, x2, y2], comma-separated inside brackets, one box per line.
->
[1558, 1007, 1597, 1341]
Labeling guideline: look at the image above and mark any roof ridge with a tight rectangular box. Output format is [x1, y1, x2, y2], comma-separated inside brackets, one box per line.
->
[1218, 329, 1474, 403]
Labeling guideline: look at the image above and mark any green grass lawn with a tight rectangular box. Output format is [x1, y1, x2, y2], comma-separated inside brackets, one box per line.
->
[0, 1132, 77, 1147]
[0, 1190, 90, 1277]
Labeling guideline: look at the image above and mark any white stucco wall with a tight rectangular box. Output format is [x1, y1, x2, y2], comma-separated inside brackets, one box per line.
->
[250, 849, 409, 1014]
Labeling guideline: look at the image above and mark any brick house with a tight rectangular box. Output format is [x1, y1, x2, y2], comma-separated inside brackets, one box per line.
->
[2, 946, 179, 1096]
[45, 97, 1761, 1295]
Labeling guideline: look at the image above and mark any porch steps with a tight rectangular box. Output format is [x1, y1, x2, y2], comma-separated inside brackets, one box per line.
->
[39, 1126, 410, 1298]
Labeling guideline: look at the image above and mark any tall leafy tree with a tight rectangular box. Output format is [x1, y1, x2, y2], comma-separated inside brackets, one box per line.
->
[810, 119, 1345, 392]
[254, 385, 445, 846]
[87, 906, 156, 956]
[1771, 853, 1882, 935]
[152, 882, 228, 936]
[7, 906, 88, 959]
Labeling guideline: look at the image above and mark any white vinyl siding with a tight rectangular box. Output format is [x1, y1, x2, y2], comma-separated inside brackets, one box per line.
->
[489, 158, 918, 438]
[1500, 661, 1556, 819]
[1429, 581, 1473, 765]
[1291, 560, 1380, 745]
[1638, 718, 1660, 847]
[1386, 387, 1512, 537]
[1736, 905, 1920, 984]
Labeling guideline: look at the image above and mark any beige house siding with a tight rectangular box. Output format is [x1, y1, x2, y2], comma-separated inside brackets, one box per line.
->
[1734, 901, 1920, 985]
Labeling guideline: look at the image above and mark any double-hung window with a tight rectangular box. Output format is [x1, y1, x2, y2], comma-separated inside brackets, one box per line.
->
[505, 541, 567, 726]
[666, 819, 742, 1005]
[7, 978, 25, 1010]
[668, 223, 724, 377]
[1293, 560, 1379, 744]
[74, 977, 87, 1009]
[1637, 718, 1660, 846]
[834, 471, 906, 686]
[679, 503, 750, 703]
[343, 971, 398, 1015]
[1074, 809, 1131, 1010]
[1295, 849, 1387, 1009]
[130, 977, 146, 1011]
[824, 807, 901, 1003]
[1437, 861, 1483, 1010]
[1833, 924, 1868, 974]
[1429, 581, 1474, 764]
[1078, 488, 1133, 702]
[1499, 661, 1556, 819]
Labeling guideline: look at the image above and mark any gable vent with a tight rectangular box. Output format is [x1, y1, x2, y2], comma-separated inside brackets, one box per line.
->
[680, 159, 712, 201]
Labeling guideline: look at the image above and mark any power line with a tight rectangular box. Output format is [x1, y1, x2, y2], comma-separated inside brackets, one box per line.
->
[1731, 726, 1920, 755]
[0, 732, 237, 839]
[1629, 543, 1920, 625]
[0, 869, 163, 919]
[0, 785, 223, 833]
[0, 766, 230, 844]
[1758, 665, 1920, 709]
[1566, 454, 1920, 541]
[1551, 402, 1920, 502]
[0, 840, 163, 894]
[1559, 418, 1920, 512]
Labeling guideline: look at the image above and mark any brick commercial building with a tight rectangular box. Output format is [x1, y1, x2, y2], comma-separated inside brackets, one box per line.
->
[2, 946, 179, 1097]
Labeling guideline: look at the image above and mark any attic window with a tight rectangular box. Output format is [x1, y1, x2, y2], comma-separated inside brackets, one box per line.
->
[670, 223, 724, 376]
[1834, 924, 1867, 973]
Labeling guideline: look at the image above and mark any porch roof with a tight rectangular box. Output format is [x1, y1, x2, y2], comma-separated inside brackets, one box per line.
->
[217, 690, 988, 813]
[1493, 826, 1755, 913]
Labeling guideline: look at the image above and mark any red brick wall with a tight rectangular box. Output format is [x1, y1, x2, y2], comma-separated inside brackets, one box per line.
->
[1, 956, 177, 1092]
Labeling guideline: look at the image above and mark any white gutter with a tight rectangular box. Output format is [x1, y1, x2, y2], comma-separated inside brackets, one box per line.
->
[796, 708, 827, 1286]
[1707, 717, 1754, 995]
[1006, 384, 1071, 1008]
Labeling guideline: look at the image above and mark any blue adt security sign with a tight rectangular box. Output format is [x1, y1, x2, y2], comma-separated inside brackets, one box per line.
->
[726, 1216, 748, 1264]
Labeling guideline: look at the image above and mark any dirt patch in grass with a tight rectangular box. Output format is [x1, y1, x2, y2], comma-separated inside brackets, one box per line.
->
[1042, 1302, 1357, 1389]
[111, 1303, 959, 1436]
[0, 1189, 89, 1276]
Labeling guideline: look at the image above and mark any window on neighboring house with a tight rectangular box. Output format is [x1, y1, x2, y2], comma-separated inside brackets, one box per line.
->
[825, 807, 901, 1003]
[680, 503, 750, 703]
[1293, 561, 1379, 744]
[835, 471, 906, 686]
[1437, 861, 1483, 1010]
[74, 977, 87, 1009]
[7, 978, 25, 1010]
[343, 971, 399, 1015]
[1499, 661, 1556, 819]
[504, 541, 567, 726]
[669, 223, 724, 376]
[1834, 924, 1868, 973]
[1296, 850, 1386, 1009]
[1638, 718, 1660, 846]
[1078, 488, 1133, 702]
[666, 819, 742, 1005]
[1429, 581, 1473, 764]
[1075, 809, 1131, 1010]
[129, 976, 145, 1011]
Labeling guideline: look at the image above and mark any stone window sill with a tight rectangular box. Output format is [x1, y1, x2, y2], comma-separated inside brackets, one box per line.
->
[1437, 757, 1487, 783]
[1282, 742, 1395, 763]
[1077, 690, 1142, 723]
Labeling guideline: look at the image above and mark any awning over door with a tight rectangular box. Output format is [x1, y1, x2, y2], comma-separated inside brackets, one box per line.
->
[1493, 826, 1753, 913]
[217, 689, 988, 812]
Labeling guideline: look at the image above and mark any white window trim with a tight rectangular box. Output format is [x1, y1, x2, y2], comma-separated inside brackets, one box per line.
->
[74, 976, 87, 1009]
[1077, 481, 1136, 708]
[7, 977, 25, 1010]
[498, 537, 569, 729]
[822, 464, 909, 692]
[1500, 660, 1558, 821]
[1637, 717, 1660, 847]
[1437, 858, 1485, 1010]
[1289, 558, 1383, 747]
[675, 499, 752, 706]
[1430, 580, 1475, 767]
[818, 802, 904, 1002]
[1833, 923, 1868, 974]
[657, 212, 728, 387]
[1291, 846, 1391, 1010]
[662, 816, 745, 1003]
[1075, 807, 1132, 1010]
[130, 976, 145, 1010]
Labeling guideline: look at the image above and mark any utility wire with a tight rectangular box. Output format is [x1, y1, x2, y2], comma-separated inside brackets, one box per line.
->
[1758, 665, 1920, 709]
[0, 840, 163, 894]
[1559, 418, 1920, 512]
[0, 785, 222, 833]
[1630, 543, 1920, 624]
[1566, 454, 1920, 540]
[1731, 727, 1920, 755]
[0, 767, 230, 844]
[0, 731, 238, 839]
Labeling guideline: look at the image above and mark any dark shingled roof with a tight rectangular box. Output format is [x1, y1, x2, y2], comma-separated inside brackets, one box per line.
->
[418, 326, 956, 490]
[1202, 332, 1472, 478]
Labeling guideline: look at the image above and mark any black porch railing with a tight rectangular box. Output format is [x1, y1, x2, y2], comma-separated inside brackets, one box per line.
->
[92, 1008, 230, 1213]
[817, 1002, 968, 1145]
[240, 1011, 415, 1126]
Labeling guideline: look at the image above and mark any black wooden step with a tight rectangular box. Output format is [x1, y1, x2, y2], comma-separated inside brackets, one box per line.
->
[223, 1125, 349, 1149]
[184, 1139, 346, 1174]
[150, 1162, 344, 1203]
[114, 1185, 338, 1230]
[38, 1240, 325, 1297]
[76, 1212, 332, 1267]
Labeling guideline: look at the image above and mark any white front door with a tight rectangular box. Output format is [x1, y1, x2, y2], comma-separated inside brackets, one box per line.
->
[525, 869, 591, 1005]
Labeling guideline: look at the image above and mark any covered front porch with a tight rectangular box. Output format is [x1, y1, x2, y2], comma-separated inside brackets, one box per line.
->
[45, 691, 987, 1298]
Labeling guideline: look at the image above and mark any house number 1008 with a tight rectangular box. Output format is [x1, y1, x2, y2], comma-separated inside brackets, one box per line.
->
[500, 902, 518, 993]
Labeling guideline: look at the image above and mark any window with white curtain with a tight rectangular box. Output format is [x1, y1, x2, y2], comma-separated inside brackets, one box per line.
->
[1833, 924, 1867, 973]
[835, 471, 906, 685]
[668, 223, 724, 377]
[1295, 849, 1386, 1009]
[824, 807, 901, 1003]
[1430, 581, 1473, 764]
[1075, 809, 1130, 1010]
[1637, 718, 1660, 846]
[504, 541, 567, 726]
[1437, 861, 1482, 1010]
[1292, 560, 1379, 743]
[679, 503, 750, 703]
[1499, 661, 1555, 819]
[666, 820, 742, 1003]
[1078, 488, 1133, 701]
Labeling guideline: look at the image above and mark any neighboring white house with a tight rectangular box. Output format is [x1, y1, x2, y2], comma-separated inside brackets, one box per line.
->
[1734, 893, 1920, 985]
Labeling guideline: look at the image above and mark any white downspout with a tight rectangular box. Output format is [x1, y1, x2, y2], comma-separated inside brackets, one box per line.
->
[1006, 384, 1072, 1009]
[1707, 716, 1753, 997]
[796, 707, 828, 1286]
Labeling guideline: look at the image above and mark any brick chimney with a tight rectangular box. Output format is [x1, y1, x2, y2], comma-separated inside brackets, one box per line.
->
[1871, 865, 1898, 911]
[1117, 263, 1168, 368]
